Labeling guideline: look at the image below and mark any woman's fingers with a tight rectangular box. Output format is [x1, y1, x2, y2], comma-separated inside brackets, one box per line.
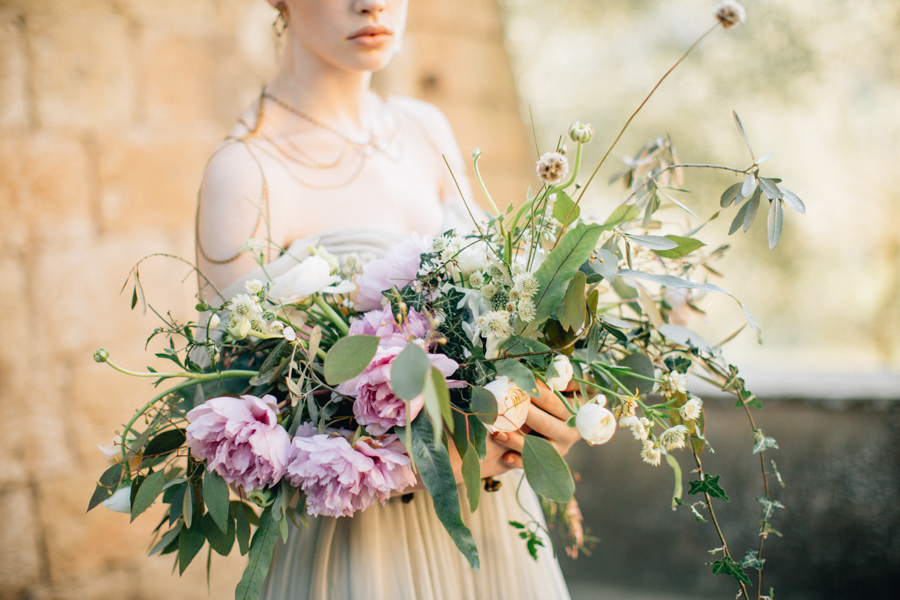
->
[531, 381, 577, 421]
[524, 404, 572, 443]
[502, 452, 523, 469]
[491, 429, 525, 454]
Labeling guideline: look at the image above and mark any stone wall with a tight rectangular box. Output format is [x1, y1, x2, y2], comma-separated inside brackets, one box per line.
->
[0, 1, 530, 598]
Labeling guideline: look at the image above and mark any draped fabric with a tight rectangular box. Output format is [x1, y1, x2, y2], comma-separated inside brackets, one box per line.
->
[220, 228, 570, 600]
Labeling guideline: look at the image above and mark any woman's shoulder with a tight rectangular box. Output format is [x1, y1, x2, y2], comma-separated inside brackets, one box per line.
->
[386, 96, 456, 149]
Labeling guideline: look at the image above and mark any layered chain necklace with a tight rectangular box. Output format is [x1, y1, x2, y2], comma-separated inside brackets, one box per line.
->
[256, 89, 402, 189]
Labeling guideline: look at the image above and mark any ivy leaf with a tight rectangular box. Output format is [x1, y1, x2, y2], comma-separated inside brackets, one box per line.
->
[756, 496, 785, 520]
[753, 429, 779, 454]
[741, 549, 766, 570]
[688, 474, 730, 502]
[709, 556, 752, 585]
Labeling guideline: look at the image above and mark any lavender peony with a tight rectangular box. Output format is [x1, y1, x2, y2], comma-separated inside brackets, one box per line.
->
[339, 343, 460, 436]
[285, 427, 415, 517]
[185, 394, 292, 492]
[349, 304, 430, 348]
[354, 234, 430, 312]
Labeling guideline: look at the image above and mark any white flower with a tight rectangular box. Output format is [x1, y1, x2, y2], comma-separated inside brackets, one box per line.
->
[98, 438, 120, 466]
[568, 122, 594, 143]
[617, 415, 647, 440]
[103, 486, 132, 513]
[471, 148, 481, 159]
[312, 245, 340, 273]
[546, 355, 574, 391]
[576, 400, 616, 446]
[518, 299, 536, 323]
[468, 272, 485, 289]
[456, 241, 488, 276]
[480, 283, 498, 301]
[267, 255, 355, 305]
[484, 376, 532, 433]
[269, 320, 285, 334]
[282, 326, 297, 342]
[230, 293, 262, 320]
[641, 440, 662, 466]
[536, 152, 569, 185]
[504, 301, 517, 314]
[680, 398, 703, 421]
[715, 1, 746, 29]
[477, 310, 513, 338]
[662, 371, 688, 395]
[245, 279, 264, 294]
[239, 238, 266, 254]
[660, 425, 690, 451]
[207, 313, 221, 330]
[513, 272, 539, 298]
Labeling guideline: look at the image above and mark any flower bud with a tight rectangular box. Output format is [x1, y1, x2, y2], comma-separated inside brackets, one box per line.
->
[93, 348, 110, 363]
[715, 1, 746, 29]
[568, 122, 594, 144]
[247, 488, 276, 508]
[208, 313, 221, 330]
[575, 401, 616, 446]
[102, 485, 132, 513]
[546, 355, 574, 391]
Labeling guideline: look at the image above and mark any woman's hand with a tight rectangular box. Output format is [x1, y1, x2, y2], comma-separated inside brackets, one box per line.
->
[490, 380, 583, 470]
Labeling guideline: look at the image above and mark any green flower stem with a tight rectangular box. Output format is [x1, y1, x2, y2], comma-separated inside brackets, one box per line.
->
[313, 296, 349, 336]
[549, 141, 583, 196]
[118, 370, 258, 464]
[570, 376, 623, 400]
[472, 151, 502, 225]
[534, 372, 578, 416]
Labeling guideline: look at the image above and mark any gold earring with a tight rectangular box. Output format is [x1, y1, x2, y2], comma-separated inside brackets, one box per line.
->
[273, 4, 288, 37]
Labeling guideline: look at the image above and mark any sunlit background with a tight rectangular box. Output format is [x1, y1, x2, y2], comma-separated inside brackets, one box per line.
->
[0, 0, 896, 599]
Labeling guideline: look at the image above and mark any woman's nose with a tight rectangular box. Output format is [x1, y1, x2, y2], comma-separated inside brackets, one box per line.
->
[355, 0, 387, 15]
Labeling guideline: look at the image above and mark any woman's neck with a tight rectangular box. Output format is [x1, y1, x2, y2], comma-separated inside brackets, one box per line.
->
[265, 34, 374, 137]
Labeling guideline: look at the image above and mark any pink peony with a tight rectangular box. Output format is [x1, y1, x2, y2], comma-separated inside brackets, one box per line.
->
[285, 427, 416, 517]
[349, 304, 430, 348]
[354, 234, 430, 312]
[185, 394, 291, 492]
[339, 343, 460, 435]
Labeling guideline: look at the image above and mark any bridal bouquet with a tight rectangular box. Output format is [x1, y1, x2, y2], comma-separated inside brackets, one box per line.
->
[89, 3, 795, 599]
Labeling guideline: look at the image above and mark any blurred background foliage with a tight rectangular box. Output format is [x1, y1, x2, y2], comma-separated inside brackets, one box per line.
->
[500, 0, 900, 373]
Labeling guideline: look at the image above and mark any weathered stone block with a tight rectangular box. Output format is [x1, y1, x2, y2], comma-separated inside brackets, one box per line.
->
[0, 485, 43, 594]
[0, 258, 30, 486]
[29, 13, 136, 131]
[407, 0, 503, 39]
[0, 1, 116, 15]
[439, 102, 533, 169]
[0, 11, 28, 131]
[98, 128, 214, 232]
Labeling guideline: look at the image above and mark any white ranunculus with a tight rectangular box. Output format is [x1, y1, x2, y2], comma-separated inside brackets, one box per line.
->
[103, 486, 132, 513]
[546, 355, 574, 391]
[207, 313, 221, 330]
[267, 255, 355, 305]
[576, 400, 616, 446]
[456, 241, 488, 276]
[484, 376, 532, 433]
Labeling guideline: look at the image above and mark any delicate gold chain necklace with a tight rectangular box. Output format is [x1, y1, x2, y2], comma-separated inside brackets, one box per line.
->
[261, 90, 377, 149]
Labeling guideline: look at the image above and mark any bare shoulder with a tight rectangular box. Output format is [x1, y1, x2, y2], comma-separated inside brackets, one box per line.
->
[388, 96, 457, 149]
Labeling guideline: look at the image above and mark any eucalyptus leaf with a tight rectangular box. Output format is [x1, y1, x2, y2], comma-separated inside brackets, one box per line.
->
[742, 188, 761, 232]
[183, 484, 194, 529]
[756, 151, 774, 164]
[461, 443, 481, 512]
[729, 200, 751, 235]
[391, 343, 430, 401]
[143, 429, 186, 458]
[470, 386, 498, 424]
[658, 324, 713, 355]
[494, 359, 538, 396]
[232, 501, 252, 556]
[178, 518, 206, 575]
[235, 508, 280, 600]
[408, 414, 480, 570]
[652, 236, 705, 259]
[767, 198, 784, 249]
[467, 415, 488, 461]
[603, 203, 642, 228]
[741, 173, 757, 198]
[563, 271, 586, 332]
[733, 111, 756, 163]
[622, 233, 678, 251]
[323, 335, 380, 385]
[589, 249, 618, 283]
[203, 511, 235, 556]
[585, 322, 601, 364]
[759, 177, 783, 200]
[616, 353, 655, 395]
[777, 185, 806, 214]
[203, 469, 230, 534]
[131, 470, 165, 522]
[87, 463, 124, 512]
[149, 522, 183, 556]
[720, 182, 743, 208]
[423, 367, 452, 444]
[521, 436, 574, 503]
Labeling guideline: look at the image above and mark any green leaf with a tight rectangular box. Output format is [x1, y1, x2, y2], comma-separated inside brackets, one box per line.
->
[720, 182, 743, 208]
[589, 248, 618, 283]
[494, 359, 538, 396]
[203, 470, 230, 534]
[149, 522, 183, 556]
[423, 366, 452, 443]
[585, 321, 601, 364]
[652, 235, 706, 259]
[563, 271, 586, 332]
[391, 343, 431, 401]
[741, 549, 766, 570]
[753, 429, 779, 454]
[203, 511, 236, 556]
[232, 501, 252, 556]
[470, 386, 497, 424]
[742, 188, 762, 232]
[178, 518, 206, 575]
[733, 111, 756, 163]
[131, 470, 165, 522]
[616, 353, 655, 395]
[449, 410, 469, 458]
[408, 414, 480, 570]
[143, 428, 186, 459]
[759, 177, 783, 200]
[87, 463, 124, 512]
[777, 185, 806, 214]
[235, 508, 280, 600]
[520, 222, 604, 336]
[622, 233, 678, 251]
[500, 336, 552, 368]
[767, 198, 783, 249]
[756, 496, 785, 520]
[168, 484, 186, 526]
[603, 204, 642, 228]
[323, 335, 380, 385]
[461, 442, 481, 512]
[552, 191, 580, 224]
[664, 453, 683, 510]
[249, 339, 289, 386]
[710, 556, 752, 585]
[467, 415, 488, 460]
[688, 474, 730, 502]
[658, 324, 713, 355]
[729, 200, 751, 235]
[521, 435, 574, 503]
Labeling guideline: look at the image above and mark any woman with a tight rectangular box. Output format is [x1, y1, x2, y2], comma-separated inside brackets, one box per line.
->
[196, 1, 580, 598]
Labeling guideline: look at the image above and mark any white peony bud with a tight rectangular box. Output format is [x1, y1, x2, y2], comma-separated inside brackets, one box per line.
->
[456, 241, 488, 276]
[484, 376, 532, 433]
[207, 313, 221, 330]
[267, 255, 355, 305]
[575, 401, 616, 446]
[546, 355, 574, 391]
[102, 486, 132, 513]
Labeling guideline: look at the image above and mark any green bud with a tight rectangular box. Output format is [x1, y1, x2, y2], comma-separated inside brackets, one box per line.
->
[247, 488, 276, 508]
[93, 348, 110, 363]
[568, 122, 594, 144]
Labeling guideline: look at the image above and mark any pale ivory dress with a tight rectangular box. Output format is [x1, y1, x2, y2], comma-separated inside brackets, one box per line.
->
[210, 100, 571, 600]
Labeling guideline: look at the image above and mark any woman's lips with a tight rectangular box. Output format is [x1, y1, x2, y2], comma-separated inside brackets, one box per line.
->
[348, 25, 393, 48]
